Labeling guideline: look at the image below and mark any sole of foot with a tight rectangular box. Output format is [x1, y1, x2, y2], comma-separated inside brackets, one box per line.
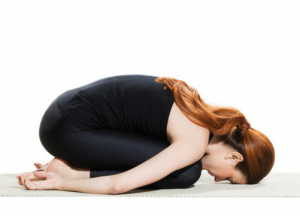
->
[43, 157, 78, 179]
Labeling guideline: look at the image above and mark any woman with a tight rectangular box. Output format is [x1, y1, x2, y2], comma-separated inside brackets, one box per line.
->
[17, 74, 275, 194]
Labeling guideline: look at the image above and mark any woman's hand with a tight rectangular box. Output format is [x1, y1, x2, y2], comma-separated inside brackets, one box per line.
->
[17, 171, 45, 186]
[16, 162, 50, 186]
[21, 172, 66, 191]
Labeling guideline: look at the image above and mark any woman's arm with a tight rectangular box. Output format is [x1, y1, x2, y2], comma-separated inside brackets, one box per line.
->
[60, 126, 209, 195]
[60, 138, 206, 195]
[60, 174, 119, 194]
[112, 137, 207, 194]
[59, 135, 207, 195]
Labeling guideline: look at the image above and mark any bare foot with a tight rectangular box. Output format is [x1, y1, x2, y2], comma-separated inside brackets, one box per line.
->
[43, 157, 78, 180]
[17, 158, 87, 186]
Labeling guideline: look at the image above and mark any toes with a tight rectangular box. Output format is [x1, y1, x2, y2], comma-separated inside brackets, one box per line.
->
[34, 163, 49, 169]
[34, 163, 42, 169]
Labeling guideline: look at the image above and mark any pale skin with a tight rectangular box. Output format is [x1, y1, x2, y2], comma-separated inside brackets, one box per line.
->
[17, 102, 247, 194]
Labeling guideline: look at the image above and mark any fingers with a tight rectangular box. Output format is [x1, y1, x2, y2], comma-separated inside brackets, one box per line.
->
[19, 175, 24, 185]
[18, 176, 24, 185]
[17, 171, 48, 186]
[23, 176, 53, 190]
[18, 172, 39, 185]
[23, 177, 30, 189]
[19, 174, 44, 190]
[24, 177, 43, 190]
[18, 162, 52, 189]
[23, 177, 37, 190]
[32, 171, 48, 179]
[16, 176, 22, 185]
[19, 173, 29, 185]
[20, 174, 29, 185]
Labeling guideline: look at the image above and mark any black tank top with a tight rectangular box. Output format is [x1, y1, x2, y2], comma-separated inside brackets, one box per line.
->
[57, 74, 214, 143]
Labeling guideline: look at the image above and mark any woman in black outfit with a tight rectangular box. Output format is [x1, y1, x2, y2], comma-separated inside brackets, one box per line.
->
[17, 74, 275, 194]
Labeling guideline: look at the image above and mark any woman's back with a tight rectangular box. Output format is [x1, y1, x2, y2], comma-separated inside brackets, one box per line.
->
[57, 74, 175, 140]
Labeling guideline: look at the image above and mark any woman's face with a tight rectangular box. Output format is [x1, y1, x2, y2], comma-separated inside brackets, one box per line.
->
[201, 137, 247, 184]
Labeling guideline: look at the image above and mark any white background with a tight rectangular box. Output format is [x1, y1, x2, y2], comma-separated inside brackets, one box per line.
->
[1, 0, 299, 214]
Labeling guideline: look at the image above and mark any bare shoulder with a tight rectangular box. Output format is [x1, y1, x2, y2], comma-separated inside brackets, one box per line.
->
[166, 102, 210, 144]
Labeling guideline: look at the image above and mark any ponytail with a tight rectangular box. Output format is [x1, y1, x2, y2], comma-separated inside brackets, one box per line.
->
[155, 77, 250, 139]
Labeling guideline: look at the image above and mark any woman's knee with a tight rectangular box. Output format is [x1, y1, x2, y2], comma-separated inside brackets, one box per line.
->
[171, 160, 202, 188]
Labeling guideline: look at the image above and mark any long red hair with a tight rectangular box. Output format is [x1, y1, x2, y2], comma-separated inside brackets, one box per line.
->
[155, 76, 275, 184]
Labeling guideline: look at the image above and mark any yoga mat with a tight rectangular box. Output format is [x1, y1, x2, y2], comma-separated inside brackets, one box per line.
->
[1, 173, 299, 197]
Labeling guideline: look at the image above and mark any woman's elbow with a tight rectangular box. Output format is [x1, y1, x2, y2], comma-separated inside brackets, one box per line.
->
[110, 183, 124, 194]
[109, 175, 128, 195]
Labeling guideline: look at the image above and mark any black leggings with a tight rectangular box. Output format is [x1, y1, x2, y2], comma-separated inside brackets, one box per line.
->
[39, 97, 202, 189]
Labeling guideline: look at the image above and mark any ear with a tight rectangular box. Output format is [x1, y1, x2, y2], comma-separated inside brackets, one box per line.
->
[231, 152, 244, 163]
